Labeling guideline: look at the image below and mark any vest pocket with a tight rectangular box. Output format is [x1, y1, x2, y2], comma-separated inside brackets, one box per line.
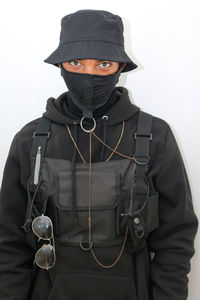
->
[47, 271, 137, 300]
[54, 170, 121, 246]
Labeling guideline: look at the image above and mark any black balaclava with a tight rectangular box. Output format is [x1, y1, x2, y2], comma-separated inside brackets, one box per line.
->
[60, 64, 122, 119]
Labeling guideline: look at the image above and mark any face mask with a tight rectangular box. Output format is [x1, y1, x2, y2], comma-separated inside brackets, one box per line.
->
[60, 64, 121, 118]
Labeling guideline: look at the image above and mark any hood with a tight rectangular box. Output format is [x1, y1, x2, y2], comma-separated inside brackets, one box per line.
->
[43, 86, 140, 126]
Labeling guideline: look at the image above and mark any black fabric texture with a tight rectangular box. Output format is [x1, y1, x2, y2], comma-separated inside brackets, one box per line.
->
[60, 64, 121, 117]
[0, 86, 198, 300]
[43, 86, 139, 125]
[43, 10, 138, 72]
[66, 87, 120, 119]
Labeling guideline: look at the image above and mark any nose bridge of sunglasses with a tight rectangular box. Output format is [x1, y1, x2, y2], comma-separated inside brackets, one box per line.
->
[32, 215, 56, 270]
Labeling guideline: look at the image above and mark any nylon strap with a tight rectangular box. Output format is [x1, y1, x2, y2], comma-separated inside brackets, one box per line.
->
[30, 117, 51, 186]
[30, 117, 51, 159]
[29, 117, 52, 214]
[133, 112, 153, 300]
[134, 111, 152, 205]
[25, 117, 51, 248]
[127, 111, 153, 254]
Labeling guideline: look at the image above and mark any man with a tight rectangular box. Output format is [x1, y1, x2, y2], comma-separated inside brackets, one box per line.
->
[0, 9, 198, 300]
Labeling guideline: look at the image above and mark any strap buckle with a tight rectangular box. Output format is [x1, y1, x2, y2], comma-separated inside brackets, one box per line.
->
[33, 132, 51, 139]
[133, 155, 150, 165]
[134, 132, 152, 140]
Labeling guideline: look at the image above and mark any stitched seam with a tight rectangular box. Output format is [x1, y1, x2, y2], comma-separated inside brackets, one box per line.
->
[59, 40, 123, 48]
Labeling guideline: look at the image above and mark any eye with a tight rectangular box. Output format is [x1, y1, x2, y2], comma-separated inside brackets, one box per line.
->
[98, 62, 111, 68]
[69, 60, 81, 67]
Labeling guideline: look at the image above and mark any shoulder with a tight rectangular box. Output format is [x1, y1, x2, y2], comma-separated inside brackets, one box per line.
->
[18, 118, 41, 136]
[151, 114, 171, 140]
[137, 111, 176, 162]
[12, 118, 42, 156]
[137, 110, 171, 139]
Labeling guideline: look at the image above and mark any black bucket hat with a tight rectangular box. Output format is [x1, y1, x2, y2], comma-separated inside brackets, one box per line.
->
[44, 9, 138, 73]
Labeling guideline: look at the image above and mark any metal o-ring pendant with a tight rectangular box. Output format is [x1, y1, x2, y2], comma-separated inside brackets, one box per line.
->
[80, 240, 93, 251]
[80, 117, 96, 133]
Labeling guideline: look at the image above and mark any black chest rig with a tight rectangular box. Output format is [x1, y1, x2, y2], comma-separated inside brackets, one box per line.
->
[24, 111, 159, 263]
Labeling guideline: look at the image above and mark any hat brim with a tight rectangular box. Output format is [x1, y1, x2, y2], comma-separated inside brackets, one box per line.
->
[43, 41, 137, 73]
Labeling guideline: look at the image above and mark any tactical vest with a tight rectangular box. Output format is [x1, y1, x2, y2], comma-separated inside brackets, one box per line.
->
[23, 111, 159, 300]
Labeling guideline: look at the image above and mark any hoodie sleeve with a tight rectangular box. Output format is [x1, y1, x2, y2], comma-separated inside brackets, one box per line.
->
[0, 133, 34, 300]
[148, 125, 198, 300]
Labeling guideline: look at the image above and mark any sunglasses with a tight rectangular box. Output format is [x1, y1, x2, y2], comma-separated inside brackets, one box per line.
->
[32, 214, 56, 270]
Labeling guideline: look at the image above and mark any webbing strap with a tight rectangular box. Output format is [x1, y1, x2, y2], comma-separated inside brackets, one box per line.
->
[126, 111, 153, 253]
[29, 117, 51, 190]
[132, 112, 153, 299]
[135, 111, 152, 161]
[30, 117, 51, 159]
[23, 117, 51, 238]
[134, 111, 152, 205]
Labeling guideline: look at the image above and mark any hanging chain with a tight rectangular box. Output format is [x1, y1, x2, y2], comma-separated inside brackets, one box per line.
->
[88, 131, 92, 246]
[89, 151, 136, 269]
[66, 121, 137, 163]
[105, 120, 125, 162]
[92, 130, 136, 162]
[66, 124, 87, 164]
[66, 121, 137, 268]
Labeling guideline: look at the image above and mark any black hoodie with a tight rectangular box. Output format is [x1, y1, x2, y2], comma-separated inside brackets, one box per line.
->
[0, 86, 198, 300]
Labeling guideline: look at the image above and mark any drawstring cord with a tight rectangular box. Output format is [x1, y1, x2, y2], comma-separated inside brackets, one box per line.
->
[67, 118, 124, 224]
[66, 120, 136, 164]
[67, 124, 86, 164]
[88, 131, 92, 246]
[100, 115, 108, 161]
[72, 123, 78, 224]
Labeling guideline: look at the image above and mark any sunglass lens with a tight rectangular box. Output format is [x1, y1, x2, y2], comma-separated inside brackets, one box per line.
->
[32, 216, 53, 239]
[35, 244, 55, 269]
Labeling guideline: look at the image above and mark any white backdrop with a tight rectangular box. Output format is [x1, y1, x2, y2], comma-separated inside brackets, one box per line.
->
[0, 1, 199, 299]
